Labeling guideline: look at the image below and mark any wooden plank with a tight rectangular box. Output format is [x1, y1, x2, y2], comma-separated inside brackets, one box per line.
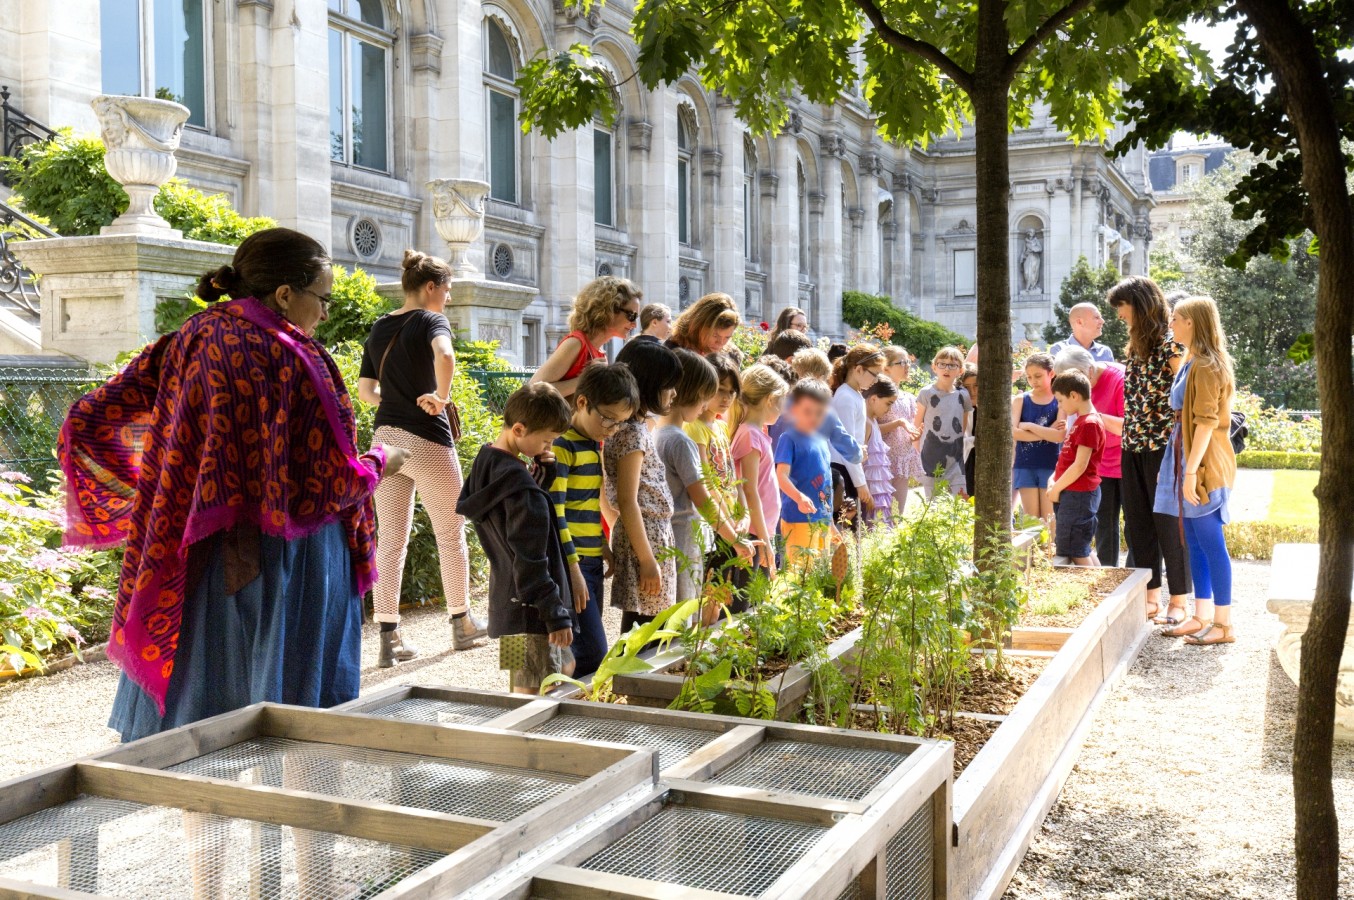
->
[661, 725, 765, 780]
[487, 698, 562, 731]
[75, 762, 494, 853]
[259, 705, 634, 777]
[91, 705, 266, 770]
[0, 765, 77, 826]
[0, 875, 115, 900]
[1010, 627, 1073, 652]
[666, 778, 864, 823]
[552, 698, 735, 734]
[329, 684, 412, 713]
[531, 864, 745, 899]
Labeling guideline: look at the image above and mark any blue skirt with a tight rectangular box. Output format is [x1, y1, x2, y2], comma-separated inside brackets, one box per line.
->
[109, 520, 363, 743]
[1153, 428, 1231, 523]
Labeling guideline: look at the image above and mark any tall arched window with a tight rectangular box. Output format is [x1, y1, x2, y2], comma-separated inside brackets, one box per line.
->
[485, 19, 519, 204]
[100, 0, 209, 128]
[743, 139, 757, 261]
[797, 160, 808, 277]
[677, 115, 693, 246]
[594, 126, 614, 226]
[329, 0, 392, 172]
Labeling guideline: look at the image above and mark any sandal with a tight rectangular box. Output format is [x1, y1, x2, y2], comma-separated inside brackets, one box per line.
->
[1145, 599, 1160, 621]
[1160, 615, 1206, 638]
[1185, 623, 1235, 646]
[1153, 604, 1188, 627]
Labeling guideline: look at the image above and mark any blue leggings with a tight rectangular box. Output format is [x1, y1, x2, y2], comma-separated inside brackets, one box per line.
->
[1184, 510, 1232, 607]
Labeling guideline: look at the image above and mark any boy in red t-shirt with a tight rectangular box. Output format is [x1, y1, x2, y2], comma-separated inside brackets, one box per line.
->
[1047, 370, 1105, 566]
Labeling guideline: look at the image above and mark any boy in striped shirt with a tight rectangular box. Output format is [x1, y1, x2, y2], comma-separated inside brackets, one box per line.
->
[550, 362, 640, 676]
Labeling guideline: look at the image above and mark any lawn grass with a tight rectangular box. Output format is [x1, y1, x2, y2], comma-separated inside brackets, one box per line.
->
[1268, 470, 1319, 527]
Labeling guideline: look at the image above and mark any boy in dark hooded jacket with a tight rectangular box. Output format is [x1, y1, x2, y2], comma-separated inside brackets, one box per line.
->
[457, 382, 575, 692]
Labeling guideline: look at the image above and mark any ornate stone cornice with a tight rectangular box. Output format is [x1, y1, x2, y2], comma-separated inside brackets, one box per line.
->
[627, 120, 653, 153]
[701, 148, 723, 179]
[408, 32, 444, 74]
[760, 171, 780, 199]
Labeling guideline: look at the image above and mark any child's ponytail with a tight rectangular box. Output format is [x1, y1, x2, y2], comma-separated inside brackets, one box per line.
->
[830, 345, 886, 392]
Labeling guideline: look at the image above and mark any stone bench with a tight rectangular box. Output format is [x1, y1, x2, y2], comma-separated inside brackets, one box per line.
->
[1267, 543, 1354, 741]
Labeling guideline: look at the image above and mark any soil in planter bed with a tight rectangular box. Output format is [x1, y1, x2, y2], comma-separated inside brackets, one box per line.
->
[1018, 566, 1133, 629]
[848, 707, 1000, 778]
[959, 655, 1046, 715]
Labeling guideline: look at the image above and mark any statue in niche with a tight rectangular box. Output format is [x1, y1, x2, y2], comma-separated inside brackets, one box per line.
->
[1019, 228, 1043, 293]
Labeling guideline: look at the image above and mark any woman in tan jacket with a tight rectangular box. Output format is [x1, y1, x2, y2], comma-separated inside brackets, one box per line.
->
[1154, 296, 1237, 645]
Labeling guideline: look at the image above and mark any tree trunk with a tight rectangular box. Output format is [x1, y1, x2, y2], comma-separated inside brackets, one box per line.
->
[1237, 1, 1354, 896]
[970, 0, 1015, 561]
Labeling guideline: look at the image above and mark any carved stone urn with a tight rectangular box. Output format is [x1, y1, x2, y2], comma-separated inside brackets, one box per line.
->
[91, 95, 190, 237]
[428, 178, 491, 278]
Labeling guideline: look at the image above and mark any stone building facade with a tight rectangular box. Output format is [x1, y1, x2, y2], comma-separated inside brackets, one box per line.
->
[1, 0, 1154, 362]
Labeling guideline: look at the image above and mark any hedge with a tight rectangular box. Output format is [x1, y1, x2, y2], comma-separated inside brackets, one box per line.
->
[841, 291, 969, 362]
[1236, 450, 1320, 470]
[1224, 521, 1319, 561]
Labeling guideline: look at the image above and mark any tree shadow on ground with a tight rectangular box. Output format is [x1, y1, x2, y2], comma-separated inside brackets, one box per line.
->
[1263, 647, 1354, 779]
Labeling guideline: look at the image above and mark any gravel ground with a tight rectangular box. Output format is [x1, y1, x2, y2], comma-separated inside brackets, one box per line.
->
[1006, 559, 1354, 899]
[0, 598, 623, 783]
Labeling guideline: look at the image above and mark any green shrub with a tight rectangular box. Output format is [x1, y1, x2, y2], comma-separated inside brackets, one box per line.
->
[1232, 390, 1321, 454]
[1237, 450, 1320, 470]
[841, 291, 970, 363]
[3, 129, 272, 243]
[1224, 521, 1319, 561]
[313, 266, 398, 346]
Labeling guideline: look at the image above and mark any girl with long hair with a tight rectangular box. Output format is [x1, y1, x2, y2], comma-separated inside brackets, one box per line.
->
[1153, 296, 1237, 645]
[1107, 276, 1191, 624]
[358, 250, 483, 666]
[829, 344, 886, 523]
[729, 364, 790, 577]
[532, 276, 642, 400]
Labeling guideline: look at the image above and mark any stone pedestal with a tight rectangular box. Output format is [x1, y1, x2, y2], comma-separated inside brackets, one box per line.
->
[1267, 543, 1354, 741]
[13, 234, 234, 363]
[377, 278, 539, 367]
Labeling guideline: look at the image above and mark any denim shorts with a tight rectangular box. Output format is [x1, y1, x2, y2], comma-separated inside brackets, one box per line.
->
[1013, 467, 1055, 490]
[1054, 486, 1100, 560]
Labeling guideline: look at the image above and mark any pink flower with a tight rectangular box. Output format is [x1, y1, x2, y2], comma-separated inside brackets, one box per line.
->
[59, 623, 84, 645]
[31, 550, 64, 572]
[0, 471, 31, 484]
[82, 586, 112, 601]
[22, 605, 53, 621]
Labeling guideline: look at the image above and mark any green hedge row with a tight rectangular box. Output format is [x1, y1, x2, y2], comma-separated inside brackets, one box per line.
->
[841, 291, 970, 363]
[1236, 450, 1320, 470]
[1224, 521, 1319, 561]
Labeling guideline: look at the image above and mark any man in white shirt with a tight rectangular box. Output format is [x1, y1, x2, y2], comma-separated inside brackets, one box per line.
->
[1049, 303, 1116, 363]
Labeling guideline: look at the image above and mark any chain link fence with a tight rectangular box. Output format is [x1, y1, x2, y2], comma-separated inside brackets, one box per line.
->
[0, 363, 95, 485]
[467, 370, 534, 414]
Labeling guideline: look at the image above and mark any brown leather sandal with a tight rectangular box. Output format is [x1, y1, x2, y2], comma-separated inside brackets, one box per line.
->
[1160, 615, 1206, 638]
[1185, 622, 1235, 646]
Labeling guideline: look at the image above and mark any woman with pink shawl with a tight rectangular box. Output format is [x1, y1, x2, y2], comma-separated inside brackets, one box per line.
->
[59, 228, 405, 741]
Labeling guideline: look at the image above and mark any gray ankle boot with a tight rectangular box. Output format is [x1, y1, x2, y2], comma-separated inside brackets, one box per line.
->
[451, 611, 487, 650]
[378, 629, 419, 668]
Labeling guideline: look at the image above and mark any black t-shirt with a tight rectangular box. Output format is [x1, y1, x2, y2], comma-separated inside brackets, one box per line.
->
[360, 310, 455, 447]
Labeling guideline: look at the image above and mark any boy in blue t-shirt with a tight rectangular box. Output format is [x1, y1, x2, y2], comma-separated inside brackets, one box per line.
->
[775, 379, 837, 568]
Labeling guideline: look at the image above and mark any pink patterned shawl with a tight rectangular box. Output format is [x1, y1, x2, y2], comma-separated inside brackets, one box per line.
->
[58, 297, 380, 712]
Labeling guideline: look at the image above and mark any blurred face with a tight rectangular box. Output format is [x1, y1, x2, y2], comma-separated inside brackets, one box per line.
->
[1170, 308, 1194, 346]
[711, 377, 738, 417]
[420, 278, 451, 309]
[790, 314, 808, 333]
[276, 268, 334, 337]
[706, 323, 736, 353]
[866, 394, 893, 419]
[885, 358, 910, 384]
[677, 395, 709, 424]
[514, 426, 562, 459]
[789, 396, 828, 433]
[575, 396, 634, 442]
[849, 360, 884, 392]
[611, 297, 641, 339]
[646, 312, 671, 340]
[1025, 365, 1052, 393]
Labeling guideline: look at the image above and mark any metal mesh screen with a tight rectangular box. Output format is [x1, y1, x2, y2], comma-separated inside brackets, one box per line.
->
[169, 736, 580, 822]
[0, 795, 443, 898]
[712, 739, 907, 801]
[527, 713, 718, 771]
[360, 695, 508, 726]
[580, 805, 828, 896]
[0, 364, 95, 484]
[885, 803, 935, 900]
[836, 878, 863, 900]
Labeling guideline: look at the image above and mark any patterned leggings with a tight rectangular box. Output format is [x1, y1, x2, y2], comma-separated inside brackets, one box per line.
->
[372, 426, 470, 623]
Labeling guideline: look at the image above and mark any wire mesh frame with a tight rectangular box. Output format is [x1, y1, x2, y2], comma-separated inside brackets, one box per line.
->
[358, 695, 513, 727]
[167, 735, 583, 823]
[0, 365, 95, 484]
[579, 804, 830, 897]
[711, 738, 909, 802]
[0, 794, 445, 899]
[885, 803, 935, 900]
[527, 712, 721, 772]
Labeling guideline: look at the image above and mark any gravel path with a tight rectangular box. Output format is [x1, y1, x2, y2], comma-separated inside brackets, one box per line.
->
[1006, 559, 1354, 898]
[0, 598, 622, 784]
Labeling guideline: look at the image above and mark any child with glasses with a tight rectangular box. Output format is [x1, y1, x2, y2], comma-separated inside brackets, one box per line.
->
[913, 346, 973, 499]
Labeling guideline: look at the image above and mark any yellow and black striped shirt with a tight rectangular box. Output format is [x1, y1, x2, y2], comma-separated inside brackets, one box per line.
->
[550, 428, 604, 564]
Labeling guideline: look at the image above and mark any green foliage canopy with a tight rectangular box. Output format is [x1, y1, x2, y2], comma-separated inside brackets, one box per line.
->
[841, 291, 969, 363]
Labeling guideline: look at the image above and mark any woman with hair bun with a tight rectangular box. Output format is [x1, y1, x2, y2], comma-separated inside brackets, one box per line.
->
[60, 227, 406, 741]
[358, 249, 484, 666]
[532, 276, 643, 400]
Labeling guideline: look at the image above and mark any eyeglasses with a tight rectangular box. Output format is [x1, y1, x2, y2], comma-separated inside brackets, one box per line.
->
[619, 307, 640, 323]
[595, 411, 628, 428]
[936, 362, 962, 371]
[300, 287, 332, 311]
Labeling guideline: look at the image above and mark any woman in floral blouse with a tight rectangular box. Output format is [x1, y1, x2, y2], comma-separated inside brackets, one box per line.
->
[1108, 277, 1190, 625]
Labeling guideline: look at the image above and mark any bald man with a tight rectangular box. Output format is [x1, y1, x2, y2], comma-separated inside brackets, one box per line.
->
[1049, 303, 1115, 363]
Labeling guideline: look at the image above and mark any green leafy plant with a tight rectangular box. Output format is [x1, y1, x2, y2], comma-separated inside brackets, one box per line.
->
[313, 266, 398, 346]
[1237, 450, 1320, 471]
[841, 292, 970, 364]
[543, 599, 700, 699]
[152, 181, 275, 245]
[1232, 391, 1321, 455]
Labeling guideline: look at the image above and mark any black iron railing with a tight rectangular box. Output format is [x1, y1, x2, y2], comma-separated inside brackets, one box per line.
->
[1, 86, 57, 174]
[0, 200, 55, 323]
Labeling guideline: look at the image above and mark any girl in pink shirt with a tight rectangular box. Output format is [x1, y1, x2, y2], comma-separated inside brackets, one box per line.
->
[729, 364, 790, 577]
